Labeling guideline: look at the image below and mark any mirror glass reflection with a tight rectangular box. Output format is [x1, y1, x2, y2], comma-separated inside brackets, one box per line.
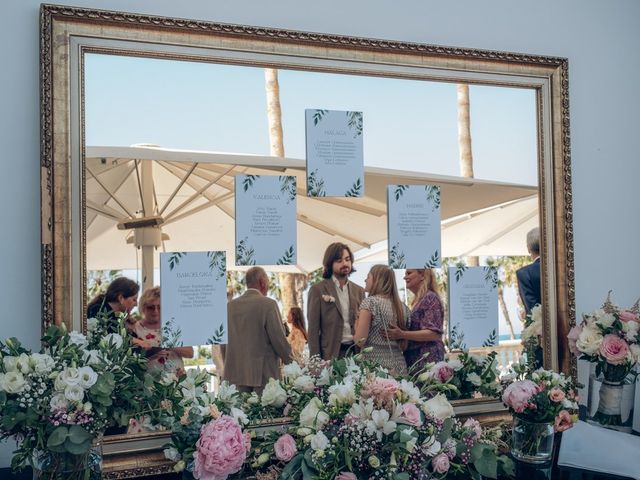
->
[84, 53, 540, 400]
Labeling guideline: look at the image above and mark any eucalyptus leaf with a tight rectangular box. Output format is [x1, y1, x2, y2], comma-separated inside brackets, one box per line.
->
[64, 438, 91, 455]
[46, 426, 68, 448]
[68, 425, 92, 444]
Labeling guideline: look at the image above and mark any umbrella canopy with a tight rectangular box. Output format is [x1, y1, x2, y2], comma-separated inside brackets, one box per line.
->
[86, 145, 537, 279]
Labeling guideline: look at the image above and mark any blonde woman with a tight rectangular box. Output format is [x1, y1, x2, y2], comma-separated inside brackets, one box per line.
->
[386, 269, 445, 372]
[287, 307, 308, 362]
[354, 265, 409, 376]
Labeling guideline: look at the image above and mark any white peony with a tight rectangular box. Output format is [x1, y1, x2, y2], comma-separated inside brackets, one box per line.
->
[576, 325, 603, 355]
[68, 331, 88, 347]
[466, 372, 482, 387]
[2, 371, 27, 394]
[78, 366, 98, 389]
[164, 447, 181, 462]
[299, 397, 330, 429]
[328, 380, 356, 406]
[310, 431, 330, 451]
[101, 333, 123, 349]
[30, 353, 55, 374]
[59, 367, 81, 386]
[64, 384, 85, 402]
[293, 375, 316, 393]
[50, 393, 69, 411]
[422, 393, 454, 420]
[282, 362, 303, 380]
[261, 378, 287, 407]
[82, 349, 101, 366]
[447, 357, 464, 371]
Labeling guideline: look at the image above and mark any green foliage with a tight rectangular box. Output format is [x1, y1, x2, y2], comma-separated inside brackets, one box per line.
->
[482, 328, 498, 347]
[307, 169, 326, 197]
[162, 317, 183, 348]
[454, 265, 468, 282]
[345, 177, 362, 197]
[279, 175, 297, 203]
[167, 252, 186, 271]
[393, 184, 408, 201]
[471, 442, 498, 478]
[242, 175, 260, 192]
[207, 251, 226, 279]
[312, 109, 328, 125]
[236, 237, 256, 266]
[425, 184, 440, 210]
[346, 110, 363, 137]
[424, 249, 440, 269]
[389, 242, 406, 269]
[449, 323, 467, 350]
[276, 245, 296, 265]
[207, 324, 226, 345]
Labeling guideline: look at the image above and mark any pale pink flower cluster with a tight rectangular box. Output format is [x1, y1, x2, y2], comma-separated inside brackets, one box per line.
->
[360, 377, 399, 409]
[430, 361, 455, 383]
[193, 415, 250, 480]
[501, 380, 539, 413]
[400, 402, 422, 426]
[274, 434, 297, 462]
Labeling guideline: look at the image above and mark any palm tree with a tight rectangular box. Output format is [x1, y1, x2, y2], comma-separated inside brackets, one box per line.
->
[457, 84, 479, 267]
[264, 68, 307, 314]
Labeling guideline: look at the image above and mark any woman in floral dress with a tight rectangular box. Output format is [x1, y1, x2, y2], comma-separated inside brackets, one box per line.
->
[354, 265, 409, 376]
[386, 269, 445, 372]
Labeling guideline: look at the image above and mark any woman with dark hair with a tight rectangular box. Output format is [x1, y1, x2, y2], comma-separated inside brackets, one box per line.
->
[86, 276, 139, 333]
[287, 306, 308, 362]
[354, 265, 409, 376]
[385, 268, 445, 371]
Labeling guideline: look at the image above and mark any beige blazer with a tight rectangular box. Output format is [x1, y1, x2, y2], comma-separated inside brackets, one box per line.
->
[307, 278, 365, 360]
[221, 290, 292, 388]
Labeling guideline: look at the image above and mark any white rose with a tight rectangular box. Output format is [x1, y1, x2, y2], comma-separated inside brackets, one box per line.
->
[3, 356, 18, 372]
[261, 379, 287, 408]
[0, 373, 5, 392]
[629, 344, 640, 363]
[86, 317, 98, 332]
[293, 375, 316, 393]
[164, 447, 181, 462]
[283, 362, 303, 380]
[596, 313, 616, 329]
[328, 381, 356, 406]
[423, 436, 442, 457]
[622, 321, 640, 342]
[422, 393, 454, 420]
[68, 331, 88, 347]
[310, 431, 330, 451]
[576, 325, 603, 355]
[101, 333, 123, 349]
[299, 397, 330, 429]
[82, 349, 101, 366]
[447, 358, 463, 371]
[78, 366, 98, 389]
[59, 367, 81, 386]
[230, 407, 248, 425]
[466, 372, 482, 387]
[30, 353, 55, 374]
[50, 393, 69, 411]
[64, 384, 85, 402]
[4, 354, 32, 374]
[3, 371, 26, 394]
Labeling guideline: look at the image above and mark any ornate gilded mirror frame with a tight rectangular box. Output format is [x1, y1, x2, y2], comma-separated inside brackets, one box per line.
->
[40, 2, 574, 399]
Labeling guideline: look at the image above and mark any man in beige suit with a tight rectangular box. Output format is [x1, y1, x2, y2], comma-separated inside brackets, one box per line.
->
[222, 267, 292, 393]
[308, 243, 365, 360]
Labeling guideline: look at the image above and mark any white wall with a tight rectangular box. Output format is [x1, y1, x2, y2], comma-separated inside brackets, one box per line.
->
[2, 0, 639, 467]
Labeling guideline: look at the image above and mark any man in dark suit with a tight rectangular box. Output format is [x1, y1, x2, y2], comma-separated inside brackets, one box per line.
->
[307, 242, 365, 360]
[222, 267, 292, 393]
[516, 227, 541, 314]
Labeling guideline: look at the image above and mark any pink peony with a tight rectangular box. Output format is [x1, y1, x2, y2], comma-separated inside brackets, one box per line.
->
[432, 361, 455, 383]
[567, 325, 583, 356]
[274, 434, 297, 462]
[554, 410, 574, 433]
[619, 310, 639, 323]
[463, 418, 482, 439]
[502, 380, 539, 413]
[548, 388, 565, 403]
[360, 377, 399, 408]
[336, 473, 357, 480]
[401, 403, 423, 426]
[432, 453, 450, 474]
[193, 416, 248, 480]
[599, 334, 630, 365]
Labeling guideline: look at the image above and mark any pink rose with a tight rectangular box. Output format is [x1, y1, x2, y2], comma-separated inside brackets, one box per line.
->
[193, 416, 248, 480]
[336, 473, 357, 480]
[619, 310, 639, 323]
[401, 403, 423, 426]
[554, 410, 574, 433]
[567, 325, 583, 356]
[502, 380, 539, 413]
[548, 388, 565, 403]
[463, 418, 482, 439]
[599, 334, 630, 365]
[432, 453, 450, 474]
[274, 434, 297, 462]
[432, 361, 455, 383]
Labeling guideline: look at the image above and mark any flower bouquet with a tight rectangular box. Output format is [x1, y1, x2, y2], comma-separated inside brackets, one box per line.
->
[502, 365, 579, 464]
[416, 351, 501, 400]
[567, 293, 639, 431]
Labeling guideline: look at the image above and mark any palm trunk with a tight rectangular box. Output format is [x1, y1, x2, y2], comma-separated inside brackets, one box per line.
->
[498, 286, 516, 340]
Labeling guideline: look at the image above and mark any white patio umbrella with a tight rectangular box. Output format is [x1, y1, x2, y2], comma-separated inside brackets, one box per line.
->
[86, 145, 537, 289]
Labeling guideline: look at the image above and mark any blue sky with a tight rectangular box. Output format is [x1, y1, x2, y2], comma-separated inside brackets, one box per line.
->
[85, 53, 537, 186]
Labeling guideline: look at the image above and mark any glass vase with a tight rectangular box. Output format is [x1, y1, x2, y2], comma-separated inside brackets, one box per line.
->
[511, 416, 554, 464]
[32, 440, 102, 480]
[587, 371, 635, 433]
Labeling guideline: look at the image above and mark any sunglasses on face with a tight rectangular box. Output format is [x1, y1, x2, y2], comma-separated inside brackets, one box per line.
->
[145, 305, 160, 311]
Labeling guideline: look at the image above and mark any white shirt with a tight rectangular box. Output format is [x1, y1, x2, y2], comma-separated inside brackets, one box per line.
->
[332, 276, 353, 343]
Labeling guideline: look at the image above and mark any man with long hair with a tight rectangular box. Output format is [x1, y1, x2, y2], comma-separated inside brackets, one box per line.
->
[307, 242, 365, 360]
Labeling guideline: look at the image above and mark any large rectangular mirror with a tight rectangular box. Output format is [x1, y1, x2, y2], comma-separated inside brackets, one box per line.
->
[41, 4, 575, 475]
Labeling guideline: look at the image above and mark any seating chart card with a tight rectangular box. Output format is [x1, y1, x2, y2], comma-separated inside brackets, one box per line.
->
[160, 251, 227, 346]
[305, 109, 364, 197]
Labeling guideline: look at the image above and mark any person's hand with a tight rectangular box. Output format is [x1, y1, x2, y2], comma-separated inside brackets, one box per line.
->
[384, 325, 404, 340]
[132, 337, 153, 350]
